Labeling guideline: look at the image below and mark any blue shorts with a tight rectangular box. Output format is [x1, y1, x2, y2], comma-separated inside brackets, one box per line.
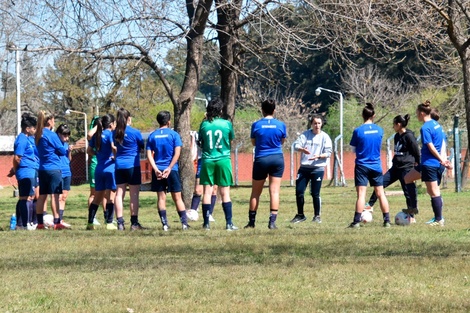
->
[195, 158, 202, 179]
[354, 164, 383, 187]
[115, 166, 141, 185]
[421, 165, 445, 183]
[252, 154, 285, 180]
[95, 169, 116, 191]
[18, 177, 36, 197]
[151, 170, 182, 193]
[38, 170, 63, 195]
[62, 176, 71, 191]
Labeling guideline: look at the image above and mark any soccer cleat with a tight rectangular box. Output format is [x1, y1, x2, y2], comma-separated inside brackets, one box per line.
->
[347, 222, 360, 229]
[268, 222, 277, 230]
[364, 203, 374, 212]
[290, 214, 307, 224]
[209, 215, 216, 222]
[92, 218, 101, 226]
[383, 221, 391, 228]
[402, 207, 419, 215]
[429, 219, 445, 227]
[202, 223, 210, 230]
[244, 222, 255, 229]
[162, 224, 170, 231]
[60, 221, 72, 229]
[117, 223, 125, 231]
[312, 215, 322, 223]
[37, 223, 46, 230]
[426, 217, 445, 224]
[86, 223, 95, 230]
[131, 223, 145, 231]
[106, 223, 117, 230]
[182, 224, 190, 230]
[53, 223, 67, 230]
[226, 224, 239, 231]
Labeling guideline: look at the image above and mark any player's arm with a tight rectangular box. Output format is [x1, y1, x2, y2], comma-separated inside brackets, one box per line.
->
[162, 146, 181, 178]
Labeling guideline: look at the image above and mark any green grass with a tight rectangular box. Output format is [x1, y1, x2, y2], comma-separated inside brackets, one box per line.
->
[1, 182, 470, 312]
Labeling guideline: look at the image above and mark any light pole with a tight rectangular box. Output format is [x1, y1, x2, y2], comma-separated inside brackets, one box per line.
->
[315, 87, 344, 186]
[65, 109, 88, 182]
[6, 43, 21, 135]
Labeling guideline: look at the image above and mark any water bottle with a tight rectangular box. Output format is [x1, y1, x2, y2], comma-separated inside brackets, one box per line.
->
[10, 214, 17, 230]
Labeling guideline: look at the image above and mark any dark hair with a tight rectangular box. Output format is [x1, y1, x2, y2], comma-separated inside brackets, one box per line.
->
[261, 99, 276, 116]
[393, 114, 410, 128]
[430, 108, 440, 121]
[90, 116, 100, 129]
[20, 113, 37, 132]
[95, 114, 115, 152]
[36, 110, 55, 145]
[115, 108, 130, 145]
[206, 98, 224, 122]
[157, 111, 171, 126]
[309, 113, 324, 124]
[362, 103, 375, 121]
[417, 100, 432, 116]
[56, 124, 71, 136]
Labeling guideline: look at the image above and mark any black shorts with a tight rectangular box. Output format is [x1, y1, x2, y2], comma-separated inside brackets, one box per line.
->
[115, 166, 141, 185]
[151, 170, 182, 193]
[38, 170, 63, 195]
[354, 164, 383, 187]
[252, 154, 285, 180]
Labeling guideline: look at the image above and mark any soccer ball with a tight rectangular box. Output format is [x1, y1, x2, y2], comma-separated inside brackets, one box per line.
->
[361, 210, 373, 224]
[186, 209, 199, 222]
[43, 214, 54, 227]
[395, 212, 411, 226]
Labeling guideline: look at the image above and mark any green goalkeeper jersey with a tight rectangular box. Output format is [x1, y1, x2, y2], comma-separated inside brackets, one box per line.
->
[198, 117, 234, 161]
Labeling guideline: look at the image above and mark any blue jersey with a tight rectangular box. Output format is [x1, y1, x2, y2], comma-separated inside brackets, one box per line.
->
[14, 133, 39, 180]
[421, 119, 444, 167]
[114, 126, 144, 169]
[89, 129, 115, 173]
[59, 142, 71, 177]
[37, 128, 66, 171]
[350, 123, 384, 173]
[251, 117, 286, 158]
[146, 127, 182, 171]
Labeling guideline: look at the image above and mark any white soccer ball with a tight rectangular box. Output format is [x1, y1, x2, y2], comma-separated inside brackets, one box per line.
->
[361, 210, 373, 224]
[186, 209, 199, 222]
[43, 214, 54, 227]
[395, 212, 411, 226]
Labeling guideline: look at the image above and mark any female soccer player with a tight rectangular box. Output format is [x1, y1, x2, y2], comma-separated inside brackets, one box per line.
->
[198, 98, 237, 230]
[348, 103, 391, 228]
[402, 101, 451, 226]
[364, 114, 420, 222]
[87, 114, 117, 230]
[11, 113, 39, 229]
[290, 113, 332, 224]
[244, 99, 286, 229]
[113, 108, 144, 231]
[35, 111, 67, 230]
[146, 110, 189, 231]
[56, 124, 73, 228]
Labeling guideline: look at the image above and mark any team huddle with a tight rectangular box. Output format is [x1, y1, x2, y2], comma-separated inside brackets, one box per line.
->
[9, 97, 452, 231]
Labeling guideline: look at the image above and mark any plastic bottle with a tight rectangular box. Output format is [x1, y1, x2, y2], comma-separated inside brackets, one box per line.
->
[10, 214, 17, 230]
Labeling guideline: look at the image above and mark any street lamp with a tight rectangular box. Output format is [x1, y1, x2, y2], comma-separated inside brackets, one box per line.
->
[315, 87, 344, 186]
[65, 109, 88, 182]
[6, 43, 21, 135]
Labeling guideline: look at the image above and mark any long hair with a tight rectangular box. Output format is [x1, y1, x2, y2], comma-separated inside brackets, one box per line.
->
[393, 114, 410, 128]
[95, 114, 115, 152]
[362, 103, 375, 121]
[35, 111, 54, 145]
[417, 100, 432, 116]
[114, 108, 130, 145]
[20, 113, 37, 132]
[206, 98, 224, 122]
[56, 124, 71, 136]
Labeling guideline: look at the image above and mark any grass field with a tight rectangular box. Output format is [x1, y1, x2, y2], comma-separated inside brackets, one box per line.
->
[0, 181, 470, 312]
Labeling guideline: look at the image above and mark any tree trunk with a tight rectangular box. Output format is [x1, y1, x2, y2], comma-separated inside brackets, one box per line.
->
[461, 54, 470, 187]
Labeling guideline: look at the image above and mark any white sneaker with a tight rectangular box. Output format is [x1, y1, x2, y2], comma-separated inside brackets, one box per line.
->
[27, 223, 37, 231]
[209, 215, 215, 222]
[93, 218, 101, 226]
[162, 224, 170, 231]
[61, 221, 72, 229]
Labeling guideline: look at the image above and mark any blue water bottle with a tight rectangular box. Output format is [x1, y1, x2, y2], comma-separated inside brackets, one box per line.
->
[10, 214, 17, 230]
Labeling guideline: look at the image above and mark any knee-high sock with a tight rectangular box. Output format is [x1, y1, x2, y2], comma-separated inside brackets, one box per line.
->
[222, 202, 233, 225]
[431, 196, 443, 221]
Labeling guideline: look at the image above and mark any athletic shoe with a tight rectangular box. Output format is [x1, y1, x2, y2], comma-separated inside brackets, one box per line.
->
[117, 223, 125, 231]
[203, 223, 210, 230]
[268, 222, 277, 230]
[364, 203, 374, 212]
[162, 224, 170, 231]
[244, 223, 255, 229]
[86, 223, 95, 230]
[182, 224, 190, 230]
[53, 223, 67, 230]
[226, 224, 239, 231]
[410, 217, 416, 224]
[131, 223, 145, 231]
[429, 219, 445, 227]
[106, 223, 117, 230]
[27, 223, 37, 231]
[92, 218, 101, 226]
[312, 215, 322, 223]
[290, 214, 307, 224]
[347, 222, 360, 229]
[402, 207, 419, 215]
[426, 217, 445, 224]
[60, 221, 72, 229]
[209, 215, 216, 222]
[37, 223, 46, 230]
[383, 221, 391, 228]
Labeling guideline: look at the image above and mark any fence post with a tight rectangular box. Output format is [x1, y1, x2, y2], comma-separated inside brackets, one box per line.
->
[454, 115, 462, 192]
[290, 142, 296, 187]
